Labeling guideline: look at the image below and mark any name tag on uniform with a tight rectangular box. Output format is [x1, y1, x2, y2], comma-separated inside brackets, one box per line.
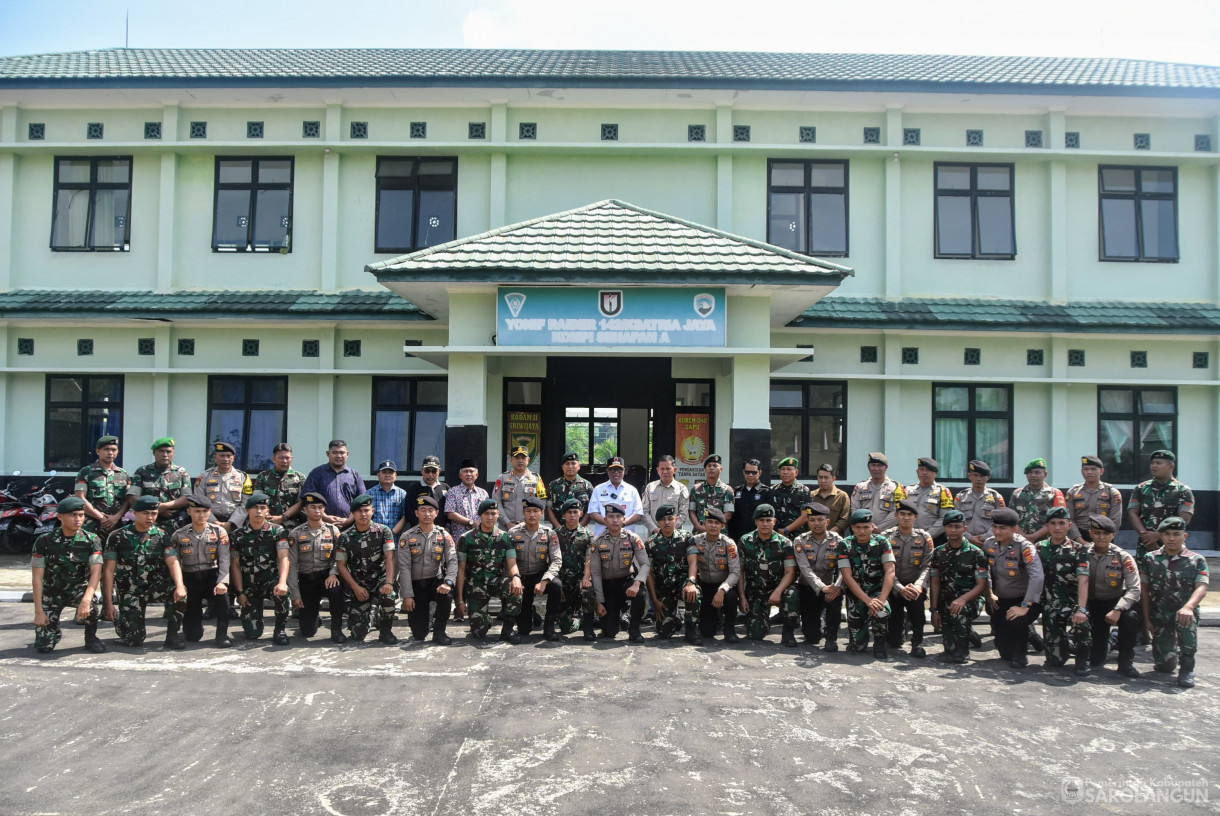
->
[299, 544, 312, 552]
[182, 547, 194, 555]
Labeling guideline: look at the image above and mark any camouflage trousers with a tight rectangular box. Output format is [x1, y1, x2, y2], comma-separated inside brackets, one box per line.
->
[937, 597, 981, 655]
[239, 568, 291, 638]
[1040, 602, 1092, 664]
[113, 566, 173, 646]
[745, 583, 799, 640]
[557, 572, 596, 634]
[467, 575, 522, 637]
[35, 586, 99, 651]
[345, 579, 398, 639]
[1151, 610, 1198, 663]
[653, 576, 700, 635]
[845, 592, 891, 648]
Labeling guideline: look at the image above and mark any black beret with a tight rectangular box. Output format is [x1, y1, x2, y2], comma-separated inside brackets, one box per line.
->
[867, 452, 888, 466]
[805, 502, 830, 517]
[185, 495, 213, 509]
[917, 457, 939, 472]
[212, 441, 236, 455]
[1089, 514, 1117, 533]
[301, 492, 327, 506]
[896, 500, 919, 515]
[704, 507, 725, 523]
[417, 496, 439, 510]
[604, 503, 625, 516]
[523, 496, 546, 510]
[991, 507, 1020, 526]
[477, 499, 498, 515]
[133, 495, 160, 512]
[1080, 455, 1104, 468]
[562, 451, 580, 464]
[245, 492, 271, 509]
[968, 459, 991, 476]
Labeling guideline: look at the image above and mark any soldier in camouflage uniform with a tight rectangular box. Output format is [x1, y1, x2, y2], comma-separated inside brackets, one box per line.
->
[124, 437, 192, 536]
[928, 509, 989, 664]
[75, 434, 131, 537]
[335, 494, 398, 644]
[645, 503, 701, 644]
[839, 508, 896, 658]
[1009, 458, 1067, 543]
[738, 504, 799, 646]
[1128, 449, 1195, 558]
[251, 442, 306, 528]
[229, 492, 291, 645]
[770, 457, 812, 536]
[1036, 507, 1092, 675]
[689, 454, 735, 534]
[554, 499, 596, 637]
[546, 452, 594, 528]
[1139, 517, 1209, 688]
[103, 495, 170, 647]
[31, 497, 105, 653]
[457, 499, 524, 642]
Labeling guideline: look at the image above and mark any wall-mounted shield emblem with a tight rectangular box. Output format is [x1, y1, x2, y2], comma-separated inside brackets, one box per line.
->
[504, 292, 527, 318]
[599, 290, 624, 317]
[694, 293, 715, 317]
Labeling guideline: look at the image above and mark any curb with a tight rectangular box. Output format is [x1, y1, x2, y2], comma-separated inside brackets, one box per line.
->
[0, 591, 32, 603]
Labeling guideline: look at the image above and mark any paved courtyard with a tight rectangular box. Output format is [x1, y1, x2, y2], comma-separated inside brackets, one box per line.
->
[0, 603, 1216, 816]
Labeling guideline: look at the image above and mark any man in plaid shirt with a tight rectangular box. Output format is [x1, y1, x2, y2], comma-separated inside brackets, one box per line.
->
[369, 460, 407, 537]
[445, 458, 489, 540]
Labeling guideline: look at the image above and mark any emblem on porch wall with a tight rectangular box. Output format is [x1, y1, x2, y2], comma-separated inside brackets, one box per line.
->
[504, 292, 527, 318]
[694, 293, 716, 317]
[599, 290, 624, 317]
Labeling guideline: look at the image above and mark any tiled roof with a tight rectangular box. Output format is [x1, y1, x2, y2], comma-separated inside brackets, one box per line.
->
[1, 49, 1217, 95]
[791, 297, 1220, 333]
[0, 289, 427, 320]
[367, 199, 852, 284]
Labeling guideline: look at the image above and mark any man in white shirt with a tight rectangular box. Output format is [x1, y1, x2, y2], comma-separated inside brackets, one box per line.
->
[587, 457, 643, 537]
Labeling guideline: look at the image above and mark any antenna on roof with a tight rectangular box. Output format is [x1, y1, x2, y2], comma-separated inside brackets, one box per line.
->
[125, 8, 129, 49]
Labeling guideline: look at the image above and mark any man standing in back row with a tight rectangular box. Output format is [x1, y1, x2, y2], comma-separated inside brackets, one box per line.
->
[1128, 450, 1194, 557]
[1064, 455, 1123, 542]
[494, 445, 547, 532]
[850, 453, 906, 534]
[904, 457, 954, 545]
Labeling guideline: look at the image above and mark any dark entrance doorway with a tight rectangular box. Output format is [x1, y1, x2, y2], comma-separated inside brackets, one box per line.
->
[541, 357, 674, 489]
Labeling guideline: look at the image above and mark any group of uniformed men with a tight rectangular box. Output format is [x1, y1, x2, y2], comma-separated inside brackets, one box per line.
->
[31, 435, 1209, 688]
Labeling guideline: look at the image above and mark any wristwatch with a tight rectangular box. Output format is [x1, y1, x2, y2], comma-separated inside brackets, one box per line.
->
[1019, 601, 1030, 608]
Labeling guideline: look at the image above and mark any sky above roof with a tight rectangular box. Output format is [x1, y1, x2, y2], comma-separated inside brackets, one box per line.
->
[1, 0, 1217, 67]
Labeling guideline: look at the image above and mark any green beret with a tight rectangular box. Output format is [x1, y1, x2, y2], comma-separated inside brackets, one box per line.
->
[560, 498, 583, 514]
[133, 495, 160, 512]
[245, 492, 271, 509]
[1024, 458, 1048, 473]
[849, 508, 873, 525]
[654, 503, 677, 521]
[1150, 449, 1176, 463]
[58, 496, 87, 513]
[477, 498, 498, 515]
[349, 494, 374, 510]
[96, 435, 119, 448]
[943, 509, 966, 525]
[151, 437, 175, 450]
[1158, 516, 1186, 532]
[777, 457, 799, 469]
[1044, 506, 1070, 522]
[753, 504, 776, 520]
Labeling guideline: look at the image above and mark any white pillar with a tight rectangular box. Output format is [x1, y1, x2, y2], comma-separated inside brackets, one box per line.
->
[320, 148, 339, 290]
[156, 152, 176, 292]
[884, 154, 902, 299]
[0, 105, 15, 291]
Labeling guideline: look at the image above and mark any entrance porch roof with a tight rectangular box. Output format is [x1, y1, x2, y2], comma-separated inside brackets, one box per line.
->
[366, 199, 852, 326]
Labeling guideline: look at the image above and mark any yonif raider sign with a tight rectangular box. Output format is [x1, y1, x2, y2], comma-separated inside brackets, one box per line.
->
[497, 287, 726, 347]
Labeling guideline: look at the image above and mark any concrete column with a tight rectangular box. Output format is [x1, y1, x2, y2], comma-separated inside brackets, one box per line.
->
[490, 101, 507, 143]
[882, 332, 902, 461]
[1049, 337, 1069, 480]
[149, 327, 171, 446]
[885, 106, 902, 148]
[715, 104, 734, 231]
[325, 103, 341, 141]
[490, 153, 507, 229]
[0, 106, 15, 291]
[156, 152, 176, 292]
[727, 295, 771, 475]
[1049, 160, 1068, 303]
[1046, 109, 1066, 152]
[1213, 161, 1220, 302]
[317, 327, 336, 451]
[0, 325, 8, 472]
[884, 154, 902, 299]
[320, 148, 339, 290]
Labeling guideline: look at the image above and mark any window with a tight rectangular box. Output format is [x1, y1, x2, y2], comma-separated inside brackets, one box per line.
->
[1099, 166, 1178, 262]
[934, 163, 1015, 259]
[372, 378, 447, 474]
[207, 377, 287, 472]
[768, 159, 849, 257]
[565, 407, 619, 466]
[51, 157, 132, 251]
[933, 384, 1012, 482]
[374, 157, 457, 253]
[45, 375, 123, 471]
[769, 381, 846, 478]
[212, 157, 293, 252]
[1098, 387, 1176, 484]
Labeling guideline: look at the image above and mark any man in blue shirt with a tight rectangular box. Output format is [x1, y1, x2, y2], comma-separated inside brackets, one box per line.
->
[369, 460, 407, 536]
[300, 440, 365, 529]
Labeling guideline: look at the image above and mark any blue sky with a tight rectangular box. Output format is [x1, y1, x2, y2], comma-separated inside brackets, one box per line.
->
[1, 0, 1217, 65]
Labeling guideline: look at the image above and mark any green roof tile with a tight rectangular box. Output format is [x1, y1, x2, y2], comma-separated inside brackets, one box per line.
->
[792, 297, 1220, 334]
[1, 49, 1217, 96]
[0, 289, 427, 321]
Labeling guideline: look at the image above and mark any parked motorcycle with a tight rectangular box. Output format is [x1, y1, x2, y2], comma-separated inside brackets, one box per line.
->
[0, 471, 62, 554]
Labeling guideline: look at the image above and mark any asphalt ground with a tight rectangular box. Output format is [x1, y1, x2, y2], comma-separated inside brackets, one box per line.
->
[0, 602, 1217, 816]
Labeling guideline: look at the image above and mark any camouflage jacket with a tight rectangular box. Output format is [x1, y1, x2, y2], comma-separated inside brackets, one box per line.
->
[1037, 539, 1089, 606]
[251, 468, 306, 519]
[128, 463, 191, 503]
[1139, 547, 1209, 611]
[556, 524, 593, 582]
[1128, 479, 1196, 532]
[547, 476, 594, 516]
[770, 482, 812, 530]
[336, 523, 395, 588]
[929, 542, 989, 603]
[32, 527, 102, 592]
[230, 522, 288, 583]
[690, 480, 734, 523]
[104, 524, 169, 593]
[838, 533, 895, 596]
[738, 530, 796, 593]
[458, 528, 515, 583]
[75, 462, 131, 515]
[1009, 484, 1067, 535]
[646, 529, 697, 586]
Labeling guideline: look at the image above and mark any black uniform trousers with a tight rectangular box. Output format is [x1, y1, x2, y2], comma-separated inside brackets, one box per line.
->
[888, 586, 927, 648]
[407, 578, 452, 640]
[517, 571, 562, 635]
[182, 568, 226, 642]
[993, 597, 1042, 661]
[1088, 597, 1140, 666]
[698, 581, 740, 638]
[297, 570, 346, 638]
[599, 576, 646, 638]
[797, 583, 843, 642]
